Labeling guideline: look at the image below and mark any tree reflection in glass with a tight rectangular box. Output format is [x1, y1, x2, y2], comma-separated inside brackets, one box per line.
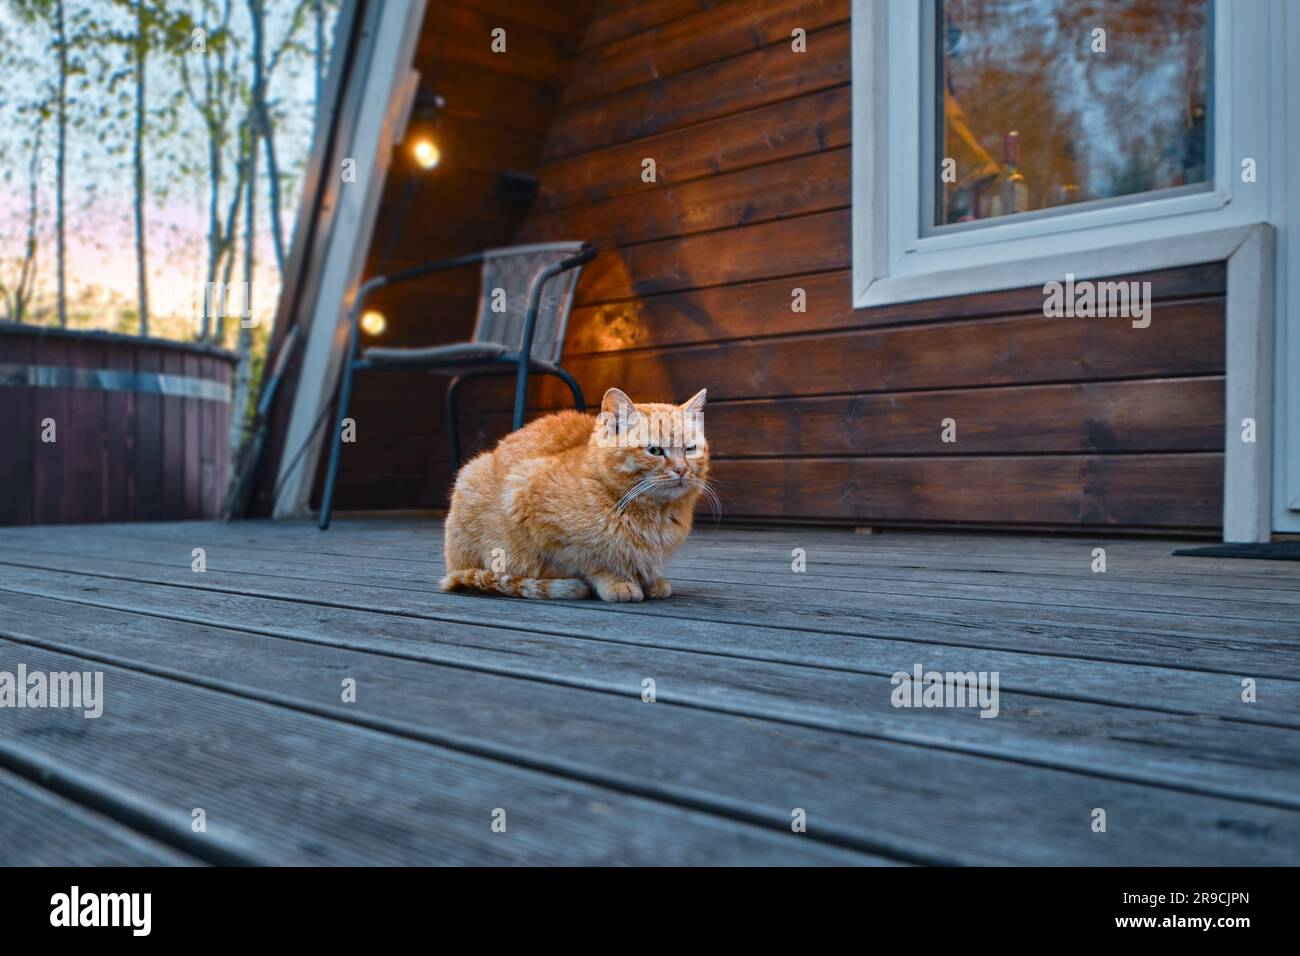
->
[934, 0, 1211, 228]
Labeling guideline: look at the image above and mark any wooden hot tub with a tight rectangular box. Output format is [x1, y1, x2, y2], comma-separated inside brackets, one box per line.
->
[0, 325, 237, 526]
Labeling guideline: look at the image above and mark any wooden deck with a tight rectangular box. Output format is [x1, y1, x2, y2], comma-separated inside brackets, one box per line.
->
[0, 518, 1297, 866]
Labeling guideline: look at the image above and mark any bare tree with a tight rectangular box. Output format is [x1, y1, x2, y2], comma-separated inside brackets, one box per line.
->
[312, 0, 324, 106]
[250, 0, 311, 277]
[227, 0, 311, 454]
[131, 0, 149, 334]
[8, 0, 70, 326]
[0, 116, 45, 323]
[53, 0, 66, 327]
[215, 149, 244, 343]
[178, 0, 245, 341]
[92, 0, 165, 335]
[228, 112, 257, 456]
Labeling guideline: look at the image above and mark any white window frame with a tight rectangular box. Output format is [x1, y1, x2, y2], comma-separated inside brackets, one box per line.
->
[850, 0, 1287, 542]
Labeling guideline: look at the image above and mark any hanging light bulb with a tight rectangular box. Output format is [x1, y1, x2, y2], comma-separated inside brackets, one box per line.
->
[360, 309, 387, 336]
[412, 137, 440, 170]
[408, 92, 446, 171]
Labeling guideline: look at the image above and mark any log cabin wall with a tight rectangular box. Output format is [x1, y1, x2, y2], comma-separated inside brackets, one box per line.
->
[335, 0, 1227, 534]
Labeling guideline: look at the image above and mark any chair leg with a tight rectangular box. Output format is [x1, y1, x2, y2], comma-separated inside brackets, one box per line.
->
[318, 360, 358, 531]
[511, 358, 530, 431]
[551, 366, 585, 412]
[446, 376, 465, 470]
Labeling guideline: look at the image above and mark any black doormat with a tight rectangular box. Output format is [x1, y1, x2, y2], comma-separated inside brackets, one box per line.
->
[1173, 541, 1300, 561]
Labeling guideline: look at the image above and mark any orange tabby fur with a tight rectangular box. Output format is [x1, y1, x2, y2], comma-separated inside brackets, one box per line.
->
[441, 387, 710, 601]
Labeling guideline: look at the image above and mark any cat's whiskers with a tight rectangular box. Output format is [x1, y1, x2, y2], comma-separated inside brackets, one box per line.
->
[687, 475, 722, 525]
[614, 477, 663, 514]
[619, 473, 723, 525]
[615, 472, 706, 515]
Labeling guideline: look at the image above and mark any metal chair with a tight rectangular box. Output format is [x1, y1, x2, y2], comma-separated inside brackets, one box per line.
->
[319, 241, 596, 530]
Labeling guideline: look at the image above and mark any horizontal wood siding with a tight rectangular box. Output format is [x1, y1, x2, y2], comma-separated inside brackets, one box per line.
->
[502, 0, 1226, 532]
[329, 0, 1226, 532]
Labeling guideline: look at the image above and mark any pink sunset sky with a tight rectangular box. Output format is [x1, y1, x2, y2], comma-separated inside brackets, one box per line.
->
[0, 1, 334, 343]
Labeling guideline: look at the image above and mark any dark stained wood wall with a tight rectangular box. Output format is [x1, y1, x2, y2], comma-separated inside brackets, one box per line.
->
[480, 0, 1225, 533]
[331, 0, 1226, 533]
[313, 0, 593, 511]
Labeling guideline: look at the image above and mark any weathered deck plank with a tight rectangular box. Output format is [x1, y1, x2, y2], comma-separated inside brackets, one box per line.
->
[2, 573, 1299, 798]
[3, 555, 1297, 737]
[0, 639, 877, 866]
[0, 768, 199, 866]
[37, 519, 1300, 604]
[2, 539, 1295, 682]
[33, 521, 1300, 621]
[1, 519, 1297, 866]
[2, 593, 1298, 864]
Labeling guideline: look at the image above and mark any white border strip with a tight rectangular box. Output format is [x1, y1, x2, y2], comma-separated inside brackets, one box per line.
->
[0, 364, 232, 403]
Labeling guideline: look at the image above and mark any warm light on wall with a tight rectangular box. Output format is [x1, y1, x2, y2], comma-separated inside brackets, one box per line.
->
[411, 137, 441, 170]
[360, 309, 387, 336]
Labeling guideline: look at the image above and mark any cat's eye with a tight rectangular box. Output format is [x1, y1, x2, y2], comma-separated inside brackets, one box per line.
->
[646, 445, 665, 456]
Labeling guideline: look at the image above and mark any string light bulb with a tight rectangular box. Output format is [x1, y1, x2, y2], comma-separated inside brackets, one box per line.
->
[412, 137, 440, 170]
[360, 309, 387, 336]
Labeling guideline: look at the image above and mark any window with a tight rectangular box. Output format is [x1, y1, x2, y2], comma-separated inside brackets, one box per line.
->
[926, 0, 1212, 232]
[850, 0, 1278, 308]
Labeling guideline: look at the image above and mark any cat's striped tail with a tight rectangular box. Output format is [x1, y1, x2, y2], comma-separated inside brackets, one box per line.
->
[440, 569, 591, 600]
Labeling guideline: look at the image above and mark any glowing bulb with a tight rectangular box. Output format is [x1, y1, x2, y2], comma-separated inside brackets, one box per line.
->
[412, 137, 440, 170]
[360, 309, 387, 336]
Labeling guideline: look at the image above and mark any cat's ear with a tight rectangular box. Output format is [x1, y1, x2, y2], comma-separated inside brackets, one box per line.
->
[602, 387, 635, 417]
[601, 387, 640, 433]
[680, 388, 707, 415]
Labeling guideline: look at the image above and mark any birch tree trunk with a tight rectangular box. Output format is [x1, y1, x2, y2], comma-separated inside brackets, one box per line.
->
[227, 148, 256, 456]
[132, 0, 150, 336]
[215, 143, 246, 346]
[55, 0, 67, 328]
[180, 0, 236, 342]
[14, 123, 43, 323]
[202, 127, 221, 341]
[313, 0, 324, 107]
[260, 119, 287, 275]
[1, 121, 43, 324]
[227, 0, 267, 457]
[250, 0, 286, 276]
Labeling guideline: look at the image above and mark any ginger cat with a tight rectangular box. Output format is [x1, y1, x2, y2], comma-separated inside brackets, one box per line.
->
[441, 387, 711, 601]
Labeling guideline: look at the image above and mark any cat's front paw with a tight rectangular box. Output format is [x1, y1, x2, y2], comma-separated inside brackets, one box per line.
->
[595, 578, 644, 603]
[644, 577, 672, 599]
